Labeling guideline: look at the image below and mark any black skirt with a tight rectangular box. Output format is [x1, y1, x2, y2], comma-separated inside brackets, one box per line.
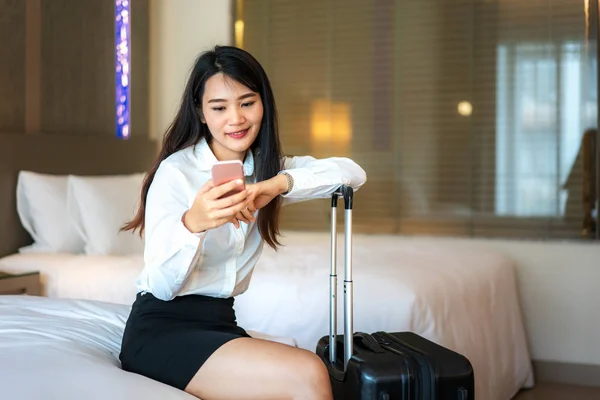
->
[119, 292, 251, 391]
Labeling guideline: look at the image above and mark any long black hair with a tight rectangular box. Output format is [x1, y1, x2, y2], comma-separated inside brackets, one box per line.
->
[123, 45, 283, 249]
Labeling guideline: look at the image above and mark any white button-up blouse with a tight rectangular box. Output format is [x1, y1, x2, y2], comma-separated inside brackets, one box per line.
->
[135, 138, 367, 301]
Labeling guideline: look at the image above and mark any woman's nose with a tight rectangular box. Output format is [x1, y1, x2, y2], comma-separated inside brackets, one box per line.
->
[228, 108, 246, 125]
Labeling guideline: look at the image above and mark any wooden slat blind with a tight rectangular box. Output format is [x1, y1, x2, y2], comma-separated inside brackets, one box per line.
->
[237, 0, 599, 240]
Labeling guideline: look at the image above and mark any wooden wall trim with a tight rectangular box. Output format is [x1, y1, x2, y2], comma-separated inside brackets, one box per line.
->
[533, 360, 600, 387]
[25, 0, 41, 134]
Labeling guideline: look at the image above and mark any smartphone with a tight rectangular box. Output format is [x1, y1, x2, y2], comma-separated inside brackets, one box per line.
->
[211, 160, 245, 198]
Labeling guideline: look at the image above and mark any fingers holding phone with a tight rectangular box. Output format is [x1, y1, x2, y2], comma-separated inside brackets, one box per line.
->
[182, 162, 251, 233]
[209, 160, 254, 229]
[183, 180, 250, 233]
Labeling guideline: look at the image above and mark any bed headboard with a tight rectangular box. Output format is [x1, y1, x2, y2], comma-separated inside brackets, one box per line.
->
[0, 133, 159, 258]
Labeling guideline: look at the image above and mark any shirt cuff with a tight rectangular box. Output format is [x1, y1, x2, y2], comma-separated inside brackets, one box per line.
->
[279, 167, 343, 198]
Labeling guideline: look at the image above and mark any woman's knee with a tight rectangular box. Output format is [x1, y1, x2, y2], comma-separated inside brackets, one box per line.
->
[294, 350, 331, 391]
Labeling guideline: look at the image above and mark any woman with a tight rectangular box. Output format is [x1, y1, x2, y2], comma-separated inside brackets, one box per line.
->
[120, 45, 366, 400]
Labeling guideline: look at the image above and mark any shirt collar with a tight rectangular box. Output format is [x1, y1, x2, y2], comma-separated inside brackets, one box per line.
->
[193, 138, 255, 177]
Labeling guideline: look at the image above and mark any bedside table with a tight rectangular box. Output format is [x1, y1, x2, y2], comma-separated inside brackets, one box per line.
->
[0, 271, 41, 296]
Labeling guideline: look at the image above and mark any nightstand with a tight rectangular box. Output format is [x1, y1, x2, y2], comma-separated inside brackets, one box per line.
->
[0, 271, 41, 296]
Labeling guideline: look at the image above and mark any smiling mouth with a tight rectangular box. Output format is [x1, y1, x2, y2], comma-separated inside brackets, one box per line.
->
[227, 128, 249, 139]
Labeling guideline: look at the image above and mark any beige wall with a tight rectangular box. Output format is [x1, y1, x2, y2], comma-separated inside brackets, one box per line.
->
[155, 0, 600, 367]
[149, 0, 232, 140]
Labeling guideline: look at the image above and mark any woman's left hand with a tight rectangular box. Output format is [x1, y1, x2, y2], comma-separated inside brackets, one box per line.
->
[231, 174, 287, 228]
[231, 200, 256, 228]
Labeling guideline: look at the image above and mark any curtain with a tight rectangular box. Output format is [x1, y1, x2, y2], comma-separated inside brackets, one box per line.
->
[236, 0, 599, 240]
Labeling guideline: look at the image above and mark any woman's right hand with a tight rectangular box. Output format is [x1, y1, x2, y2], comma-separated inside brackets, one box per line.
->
[182, 179, 252, 233]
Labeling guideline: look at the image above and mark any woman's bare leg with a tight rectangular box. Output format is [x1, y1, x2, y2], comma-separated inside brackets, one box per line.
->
[184, 337, 333, 400]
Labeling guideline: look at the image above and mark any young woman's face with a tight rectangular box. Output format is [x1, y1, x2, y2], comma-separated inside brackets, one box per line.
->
[201, 73, 264, 161]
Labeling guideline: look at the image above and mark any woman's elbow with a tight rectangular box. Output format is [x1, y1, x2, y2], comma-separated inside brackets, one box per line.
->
[347, 162, 367, 191]
[144, 267, 180, 301]
[355, 166, 367, 190]
[149, 287, 176, 301]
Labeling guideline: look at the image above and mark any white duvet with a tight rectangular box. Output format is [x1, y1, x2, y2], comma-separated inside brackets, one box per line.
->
[0, 232, 534, 400]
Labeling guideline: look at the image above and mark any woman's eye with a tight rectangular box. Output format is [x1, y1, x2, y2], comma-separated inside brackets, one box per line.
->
[212, 107, 225, 111]
[241, 102, 255, 108]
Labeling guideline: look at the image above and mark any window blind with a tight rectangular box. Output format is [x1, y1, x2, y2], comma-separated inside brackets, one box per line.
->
[236, 0, 599, 240]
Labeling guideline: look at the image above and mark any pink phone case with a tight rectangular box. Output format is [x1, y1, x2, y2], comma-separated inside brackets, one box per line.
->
[211, 160, 245, 198]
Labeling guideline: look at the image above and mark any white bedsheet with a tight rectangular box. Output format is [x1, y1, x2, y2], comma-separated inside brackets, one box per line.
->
[0, 295, 194, 400]
[0, 232, 534, 400]
[0, 295, 296, 400]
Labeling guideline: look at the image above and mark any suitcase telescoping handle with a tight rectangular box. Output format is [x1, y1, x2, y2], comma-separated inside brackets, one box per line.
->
[329, 185, 354, 370]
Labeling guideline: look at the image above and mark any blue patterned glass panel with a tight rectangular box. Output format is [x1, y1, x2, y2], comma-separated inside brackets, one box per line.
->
[115, 0, 130, 139]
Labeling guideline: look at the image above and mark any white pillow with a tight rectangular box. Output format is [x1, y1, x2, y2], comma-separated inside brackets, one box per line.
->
[16, 171, 85, 254]
[67, 173, 145, 256]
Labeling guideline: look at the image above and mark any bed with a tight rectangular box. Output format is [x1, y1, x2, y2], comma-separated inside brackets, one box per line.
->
[0, 132, 535, 400]
[0, 232, 535, 400]
[0, 252, 143, 305]
[0, 295, 296, 400]
[239, 232, 536, 400]
[0, 295, 194, 400]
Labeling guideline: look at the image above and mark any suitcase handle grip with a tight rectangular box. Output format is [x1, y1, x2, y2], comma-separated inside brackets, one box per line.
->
[353, 332, 385, 354]
[331, 185, 353, 210]
[329, 185, 354, 370]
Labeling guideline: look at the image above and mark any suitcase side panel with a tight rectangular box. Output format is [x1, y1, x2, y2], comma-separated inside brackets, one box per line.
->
[376, 332, 475, 400]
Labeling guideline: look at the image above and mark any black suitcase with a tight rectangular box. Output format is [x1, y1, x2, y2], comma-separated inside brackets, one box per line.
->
[316, 186, 475, 400]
